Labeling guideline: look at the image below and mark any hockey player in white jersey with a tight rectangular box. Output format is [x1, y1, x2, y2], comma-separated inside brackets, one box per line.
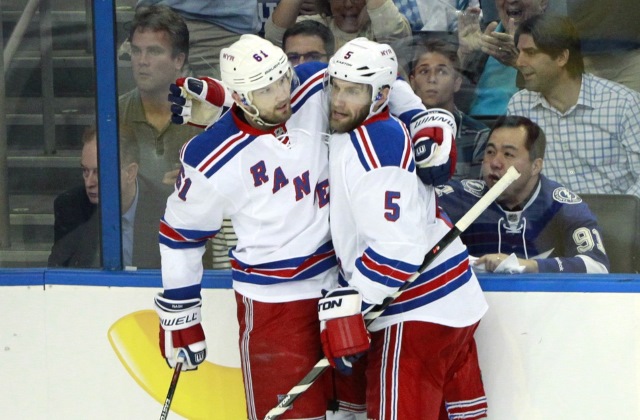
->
[154, 34, 432, 419]
[319, 38, 489, 419]
[154, 34, 347, 419]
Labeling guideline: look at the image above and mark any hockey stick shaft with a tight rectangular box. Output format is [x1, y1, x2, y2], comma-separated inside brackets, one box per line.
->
[366, 165, 520, 322]
[264, 166, 520, 420]
[159, 361, 183, 420]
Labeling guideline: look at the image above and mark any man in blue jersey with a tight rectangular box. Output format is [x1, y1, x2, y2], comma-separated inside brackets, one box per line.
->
[319, 37, 488, 420]
[437, 115, 610, 274]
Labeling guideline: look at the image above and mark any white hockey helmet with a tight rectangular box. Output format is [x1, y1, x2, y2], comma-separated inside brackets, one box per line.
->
[327, 37, 397, 108]
[220, 34, 292, 106]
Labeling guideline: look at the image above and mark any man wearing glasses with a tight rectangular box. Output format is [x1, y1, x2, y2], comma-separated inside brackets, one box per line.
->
[282, 20, 335, 65]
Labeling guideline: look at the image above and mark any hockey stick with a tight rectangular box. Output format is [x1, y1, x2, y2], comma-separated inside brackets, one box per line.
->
[159, 359, 183, 420]
[264, 166, 520, 420]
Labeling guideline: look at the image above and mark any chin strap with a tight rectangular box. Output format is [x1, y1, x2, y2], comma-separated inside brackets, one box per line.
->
[237, 101, 283, 128]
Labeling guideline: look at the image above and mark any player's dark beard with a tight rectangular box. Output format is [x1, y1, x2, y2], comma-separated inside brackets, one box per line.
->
[331, 103, 370, 133]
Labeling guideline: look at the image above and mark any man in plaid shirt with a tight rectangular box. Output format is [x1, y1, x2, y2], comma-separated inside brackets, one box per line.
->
[507, 14, 640, 197]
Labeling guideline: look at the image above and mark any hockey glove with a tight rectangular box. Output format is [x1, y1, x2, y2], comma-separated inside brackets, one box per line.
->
[154, 293, 207, 371]
[318, 287, 370, 375]
[410, 108, 458, 186]
[168, 76, 226, 128]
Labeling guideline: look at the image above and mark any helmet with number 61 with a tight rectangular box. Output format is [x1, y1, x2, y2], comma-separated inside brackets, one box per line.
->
[220, 34, 292, 107]
[327, 37, 398, 115]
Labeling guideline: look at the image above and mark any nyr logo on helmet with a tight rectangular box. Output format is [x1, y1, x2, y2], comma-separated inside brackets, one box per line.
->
[380, 48, 394, 56]
[553, 187, 582, 204]
[222, 52, 235, 62]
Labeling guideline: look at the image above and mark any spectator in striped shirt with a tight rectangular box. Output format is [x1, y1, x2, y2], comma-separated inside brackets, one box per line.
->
[507, 14, 640, 197]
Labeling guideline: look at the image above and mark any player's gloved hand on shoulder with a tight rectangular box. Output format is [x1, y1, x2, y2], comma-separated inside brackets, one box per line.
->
[154, 293, 207, 371]
[168, 76, 226, 129]
[410, 108, 458, 186]
[318, 287, 370, 375]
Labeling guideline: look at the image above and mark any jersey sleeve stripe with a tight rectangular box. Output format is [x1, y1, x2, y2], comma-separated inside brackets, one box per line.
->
[159, 218, 218, 249]
[350, 126, 381, 171]
[385, 251, 472, 315]
[350, 123, 415, 172]
[397, 251, 471, 302]
[196, 132, 252, 177]
[291, 68, 325, 110]
[399, 121, 415, 171]
[354, 248, 417, 292]
[230, 241, 337, 285]
[360, 249, 415, 282]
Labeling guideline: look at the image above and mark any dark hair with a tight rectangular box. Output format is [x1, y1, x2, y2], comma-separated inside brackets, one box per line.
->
[410, 38, 461, 76]
[283, 20, 336, 56]
[82, 125, 97, 145]
[119, 127, 141, 166]
[316, 0, 333, 17]
[515, 14, 584, 78]
[490, 115, 546, 160]
[81, 126, 140, 168]
[129, 5, 189, 62]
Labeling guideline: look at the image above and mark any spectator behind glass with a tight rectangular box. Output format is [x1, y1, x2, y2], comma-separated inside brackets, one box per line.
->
[408, 37, 490, 180]
[134, 0, 260, 79]
[457, 0, 547, 116]
[282, 20, 335, 65]
[393, 0, 481, 32]
[51, 126, 98, 245]
[48, 128, 167, 269]
[507, 14, 640, 197]
[126, 6, 236, 270]
[437, 115, 610, 274]
[264, 0, 411, 51]
[119, 5, 202, 190]
[567, 0, 640, 93]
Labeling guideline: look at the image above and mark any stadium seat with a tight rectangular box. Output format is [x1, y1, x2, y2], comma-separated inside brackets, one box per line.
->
[579, 194, 640, 274]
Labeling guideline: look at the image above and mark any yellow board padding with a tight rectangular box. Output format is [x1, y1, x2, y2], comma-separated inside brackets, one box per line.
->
[107, 310, 246, 419]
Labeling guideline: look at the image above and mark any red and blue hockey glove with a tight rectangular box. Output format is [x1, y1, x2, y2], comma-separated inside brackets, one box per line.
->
[168, 76, 227, 128]
[410, 108, 458, 186]
[318, 287, 370, 375]
[154, 293, 207, 371]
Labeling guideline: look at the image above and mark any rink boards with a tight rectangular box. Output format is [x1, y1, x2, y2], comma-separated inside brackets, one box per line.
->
[1, 270, 639, 419]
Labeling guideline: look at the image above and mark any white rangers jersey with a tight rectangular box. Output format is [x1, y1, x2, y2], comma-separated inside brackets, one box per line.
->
[329, 109, 488, 331]
[160, 63, 337, 303]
